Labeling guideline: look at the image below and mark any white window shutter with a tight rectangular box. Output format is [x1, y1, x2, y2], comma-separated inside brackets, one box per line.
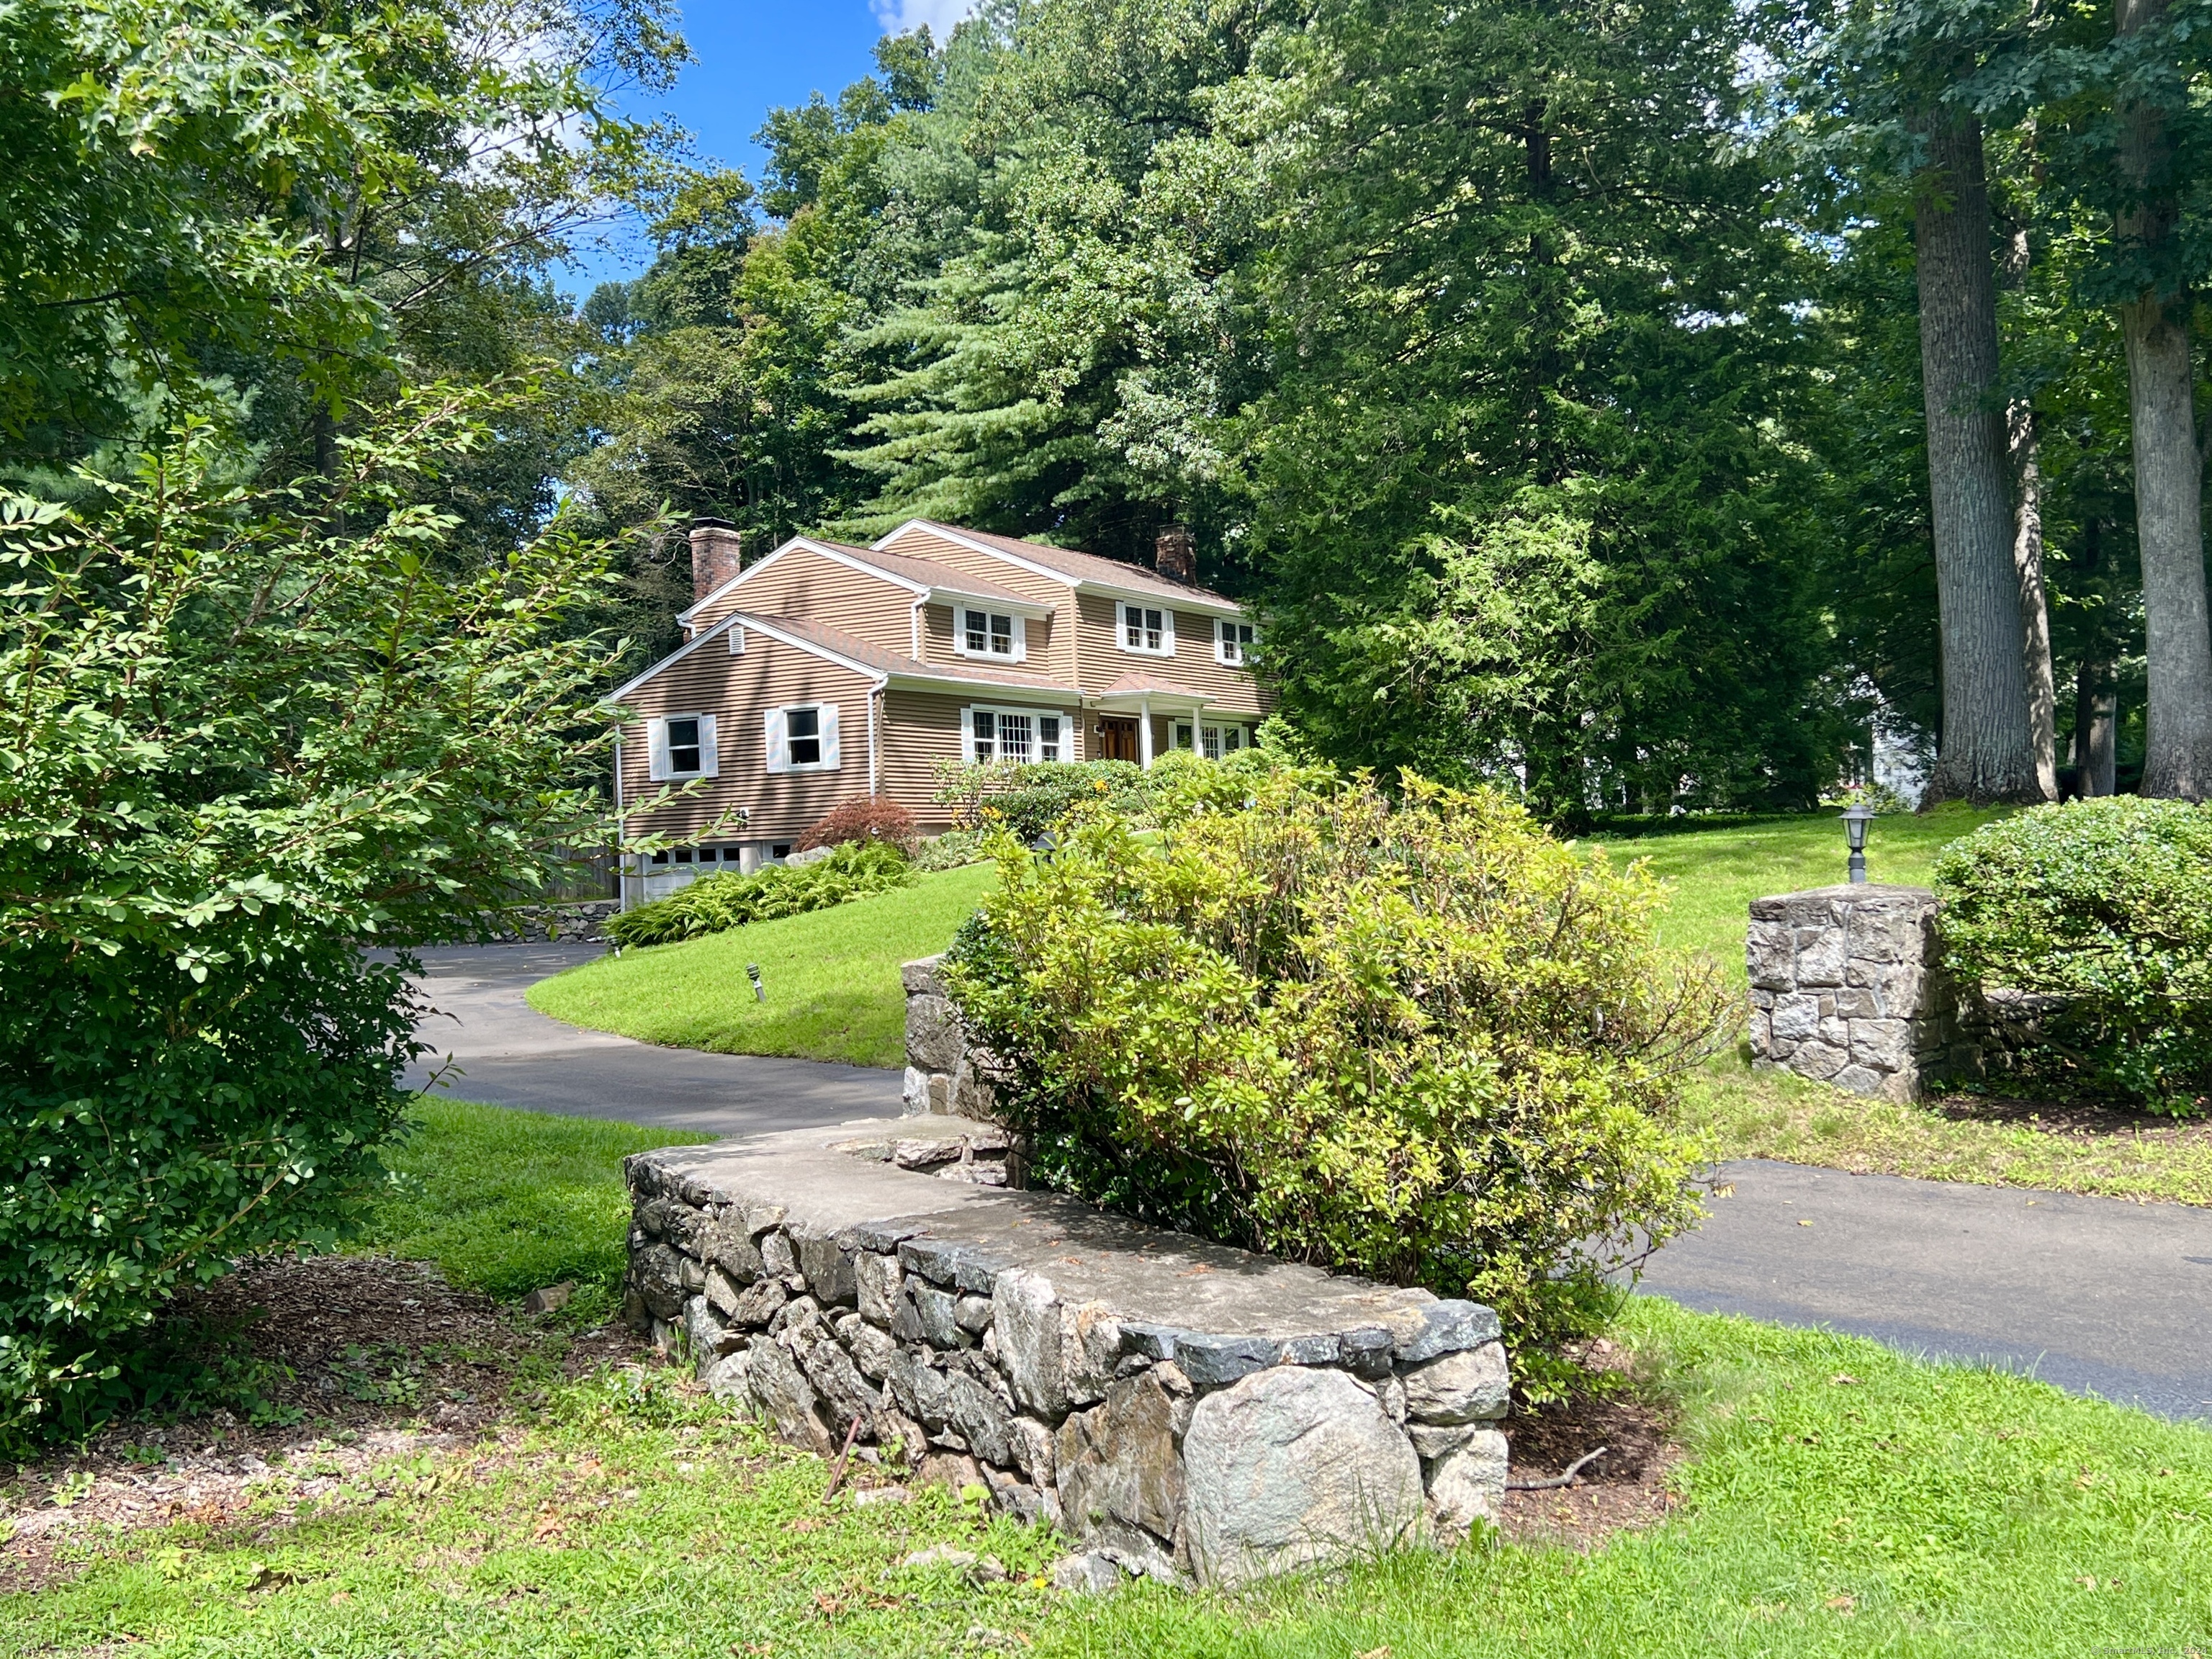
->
[819, 704, 842, 769]
[647, 716, 671, 781]
[1013, 617, 1028, 660]
[697, 713, 720, 778]
[960, 706, 974, 763]
[1161, 610, 1177, 654]
[765, 706, 790, 773]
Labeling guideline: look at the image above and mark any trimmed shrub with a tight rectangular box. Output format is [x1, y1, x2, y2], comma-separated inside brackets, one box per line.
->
[799, 798, 920, 857]
[603, 841, 916, 949]
[1935, 798, 2212, 1111]
[945, 775, 1725, 1353]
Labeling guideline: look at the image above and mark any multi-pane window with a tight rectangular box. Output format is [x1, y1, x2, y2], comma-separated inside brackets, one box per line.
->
[1216, 619, 1256, 665]
[1201, 724, 1222, 761]
[962, 609, 1020, 657]
[786, 705, 822, 766]
[665, 716, 703, 773]
[969, 706, 1064, 763]
[1120, 603, 1170, 654]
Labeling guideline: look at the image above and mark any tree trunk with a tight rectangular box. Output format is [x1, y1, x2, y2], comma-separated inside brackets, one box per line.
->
[2073, 655, 2118, 796]
[2117, 0, 2212, 799]
[2008, 399, 2058, 796]
[1915, 110, 2044, 804]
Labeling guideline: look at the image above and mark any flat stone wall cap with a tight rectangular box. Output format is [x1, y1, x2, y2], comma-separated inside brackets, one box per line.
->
[1276, 1333, 1342, 1366]
[1755, 882, 1934, 908]
[1120, 1323, 1184, 1362]
[898, 1236, 968, 1285]
[839, 1219, 922, 1255]
[1395, 1300, 1502, 1363]
[1173, 1334, 1282, 1392]
[953, 1251, 1017, 1295]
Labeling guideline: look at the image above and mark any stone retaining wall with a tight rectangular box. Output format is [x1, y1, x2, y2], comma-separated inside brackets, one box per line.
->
[624, 1118, 1512, 1588]
[482, 899, 619, 943]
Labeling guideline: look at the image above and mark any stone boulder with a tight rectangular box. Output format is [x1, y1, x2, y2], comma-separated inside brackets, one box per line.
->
[1182, 1366, 1426, 1587]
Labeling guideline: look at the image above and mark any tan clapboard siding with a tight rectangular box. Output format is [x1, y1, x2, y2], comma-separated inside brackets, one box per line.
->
[879, 527, 1077, 683]
[1070, 593, 1268, 719]
[617, 634, 878, 843]
[880, 687, 1087, 826]
[691, 547, 917, 655]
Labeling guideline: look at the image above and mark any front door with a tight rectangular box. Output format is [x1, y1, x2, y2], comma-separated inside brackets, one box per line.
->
[1095, 716, 1140, 763]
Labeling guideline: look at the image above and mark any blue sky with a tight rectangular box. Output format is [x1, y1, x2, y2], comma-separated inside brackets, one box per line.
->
[560, 0, 976, 297]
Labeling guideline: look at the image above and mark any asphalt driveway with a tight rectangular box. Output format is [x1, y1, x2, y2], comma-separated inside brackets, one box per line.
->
[401, 943, 2212, 1424]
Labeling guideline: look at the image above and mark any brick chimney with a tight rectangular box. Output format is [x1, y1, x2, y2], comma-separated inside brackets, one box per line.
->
[688, 518, 742, 601]
[1154, 522, 1197, 585]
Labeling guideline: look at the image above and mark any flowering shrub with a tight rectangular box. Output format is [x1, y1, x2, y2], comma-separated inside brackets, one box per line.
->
[1936, 799, 2212, 1112]
[945, 775, 1725, 1352]
[799, 798, 920, 857]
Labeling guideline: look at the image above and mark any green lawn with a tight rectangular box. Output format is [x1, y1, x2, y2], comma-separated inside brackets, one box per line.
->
[367, 1098, 716, 1313]
[12, 1097, 2212, 1658]
[1587, 801, 2008, 973]
[527, 863, 998, 1069]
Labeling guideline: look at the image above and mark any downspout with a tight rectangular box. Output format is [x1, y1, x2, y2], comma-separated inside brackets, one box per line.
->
[911, 600, 922, 662]
[869, 678, 883, 799]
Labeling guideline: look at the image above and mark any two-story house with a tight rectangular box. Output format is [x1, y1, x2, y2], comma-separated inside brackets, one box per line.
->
[608, 518, 1268, 904]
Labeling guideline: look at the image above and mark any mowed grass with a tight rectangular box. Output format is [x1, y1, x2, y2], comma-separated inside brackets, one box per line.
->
[1587, 801, 2008, 974]
[11, 1287, 2211, 1657]
[14, 1076, 2205, 1655]
[526, 863, 998, 1069]
[365, 1097, 716, 1305]
[1682, 1054, 2212, 1207]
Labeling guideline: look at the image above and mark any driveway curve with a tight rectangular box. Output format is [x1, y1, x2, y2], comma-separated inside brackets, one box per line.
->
[398, 942, 898, 1137]
[402, 944, 2212, 1424]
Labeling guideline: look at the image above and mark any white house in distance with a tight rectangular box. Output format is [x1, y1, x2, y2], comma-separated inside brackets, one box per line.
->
[607, 518, 1269, 904]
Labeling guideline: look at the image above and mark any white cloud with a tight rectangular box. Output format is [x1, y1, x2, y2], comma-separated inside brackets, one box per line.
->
[871, 0, 977, 37]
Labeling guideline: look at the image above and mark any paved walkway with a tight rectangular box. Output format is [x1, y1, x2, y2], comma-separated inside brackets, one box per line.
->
[403, 945, 2212, 1424]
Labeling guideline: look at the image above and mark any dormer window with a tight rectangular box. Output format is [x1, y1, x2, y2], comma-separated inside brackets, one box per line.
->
[1119, 602, 1173, 656]
[960, 608, 1023, 660]
[1217, 619, 1256, 665]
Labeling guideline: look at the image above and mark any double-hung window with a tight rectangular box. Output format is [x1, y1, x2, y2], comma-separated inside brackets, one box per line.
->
[1216, 619, 1256, 665]
[961, 608, 1022, 659]
[765, 703, 840, 773]
[648, 713, 719, 780]
[968, 706, 1065, 764]
[1118, 602, 1172, 655]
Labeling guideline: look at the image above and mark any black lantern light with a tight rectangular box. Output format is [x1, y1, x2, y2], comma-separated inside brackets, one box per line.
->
[1840, 801, 1876, 884]
[1028, 831, 1058, 863]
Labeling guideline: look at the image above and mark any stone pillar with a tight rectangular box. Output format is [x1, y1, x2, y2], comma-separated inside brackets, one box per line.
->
[1745, 884, 1959, 1102]
[902, 954, 1003, 1120]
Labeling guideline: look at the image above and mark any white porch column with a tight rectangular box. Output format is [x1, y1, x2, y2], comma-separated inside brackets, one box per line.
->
[1138, 695, 1154, 768]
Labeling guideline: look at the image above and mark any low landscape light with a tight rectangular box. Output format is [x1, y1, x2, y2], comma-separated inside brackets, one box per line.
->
[746, 963, 765, 1002]
[1840, 801, 1876, 884]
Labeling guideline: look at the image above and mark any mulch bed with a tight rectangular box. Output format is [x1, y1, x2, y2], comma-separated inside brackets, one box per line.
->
[0, 1254, 648, 1595]
[1495, 1339, 1683, 1550]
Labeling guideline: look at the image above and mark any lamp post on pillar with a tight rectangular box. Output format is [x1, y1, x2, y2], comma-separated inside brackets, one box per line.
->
[1840, 801, 1876, 884]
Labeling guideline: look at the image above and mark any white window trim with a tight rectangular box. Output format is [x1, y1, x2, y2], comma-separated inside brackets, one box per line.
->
[765, 701, 842, 774]
[1116, 601, 1176, 657]
[647, 711, 719, 781]
[1215, 616, 1256, 666]
[953, 607, 1028, 662]
[962, 704, 1070, 765]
